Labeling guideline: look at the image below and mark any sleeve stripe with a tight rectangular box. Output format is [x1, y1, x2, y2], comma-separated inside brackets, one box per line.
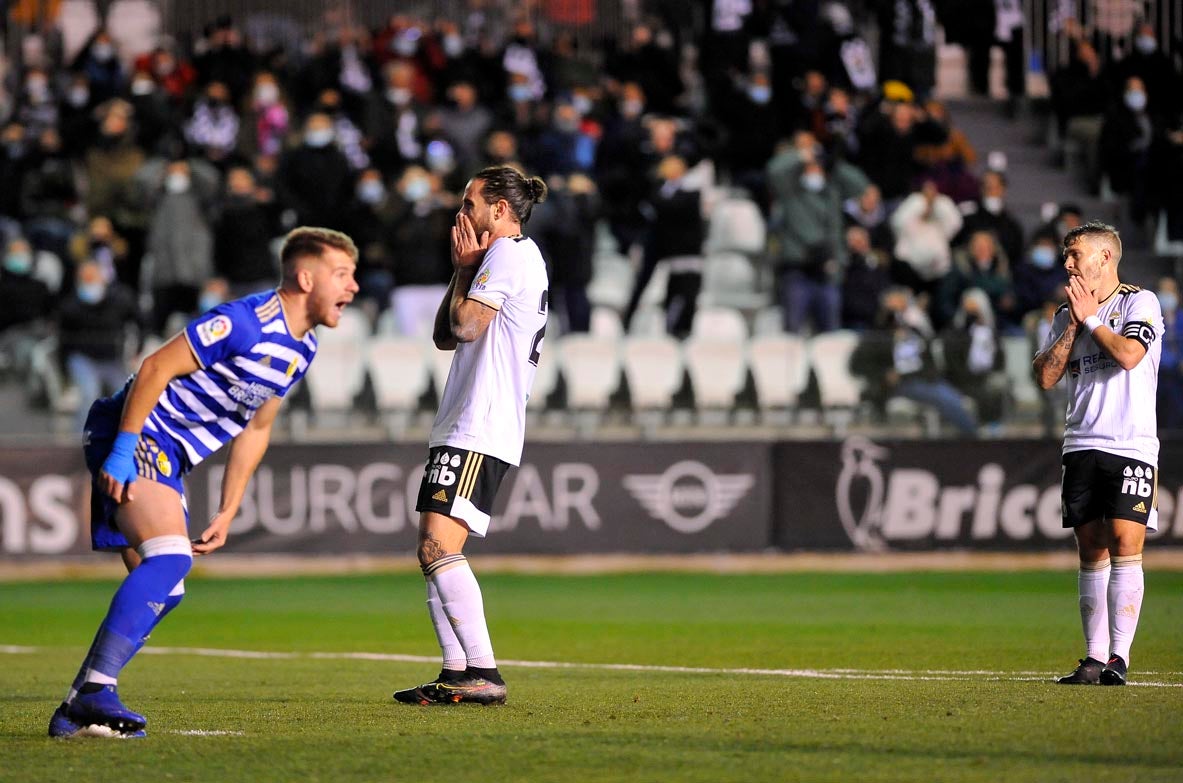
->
[182, 330, 206, 369]
[467, 294, 502, 311]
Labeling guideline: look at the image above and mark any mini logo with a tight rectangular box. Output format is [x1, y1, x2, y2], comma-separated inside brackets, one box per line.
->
[156, 450, 172, 477]
[147, 601, 165, 616]
[196, 315, 233, 347]
[1133, 501, 1147, 513]
[623, 460, 754, 534]
[433, 489, 448, 502]
[259, 355, 272, 367]
[473, 269, 491, 290]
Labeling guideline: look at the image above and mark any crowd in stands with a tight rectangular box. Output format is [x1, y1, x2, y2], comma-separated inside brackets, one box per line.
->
[0, 0, 1181, 434]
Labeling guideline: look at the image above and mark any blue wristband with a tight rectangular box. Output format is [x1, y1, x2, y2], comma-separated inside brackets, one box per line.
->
[101, 431, 141, 485]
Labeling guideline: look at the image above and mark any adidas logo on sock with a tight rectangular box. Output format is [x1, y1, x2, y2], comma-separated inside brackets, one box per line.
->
[432, 489, 448, 502]
[1133, 501, 1147, 513]
[147, 601, 166, 616]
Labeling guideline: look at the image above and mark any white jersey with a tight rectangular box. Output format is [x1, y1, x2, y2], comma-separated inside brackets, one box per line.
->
[430, 235, 549, 466]
[1041, 283, 1162, 463]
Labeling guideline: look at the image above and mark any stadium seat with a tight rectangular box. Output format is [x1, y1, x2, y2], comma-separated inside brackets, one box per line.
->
[1001, 334, 1042, 417]
[705, 194, 766, 256]
[555, 334, 621, 430]
[428, 342, 454, 399]
[749, 334, 808, 417]
[751, 306, 786, 336]
[1154, 210, 1183, 258]
[621, 335, 684, 430]
[528, 342, 560, 412]
[329, 307, 373, 342]
[807, 330, 864, 431]
[303, 336, 367, 421]
[586, 253, 633, 310]
[700, 252, 769, 311]
[683, 336, 747, 418]
[366, 336, 430, 435]
[589, 306, 624, 339]
[629, 305, 667, 337]
[691, 306, 748, 341]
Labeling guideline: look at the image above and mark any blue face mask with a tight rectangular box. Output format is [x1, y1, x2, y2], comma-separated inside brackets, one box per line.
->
[1029, 246, 1057, 269]
[1158, 292, 1178, 314]
[508, 84, 533, 103]
[198, 293, 222, 312]
[748, 85, 772, 105]
[4, 252, 32, 275]
[77, 282, 106, 304]
[358, 180, 385, 204]
[403, 177, 430, 202]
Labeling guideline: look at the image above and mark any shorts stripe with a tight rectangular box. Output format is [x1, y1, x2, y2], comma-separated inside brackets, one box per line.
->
[459, 453, 483, 499]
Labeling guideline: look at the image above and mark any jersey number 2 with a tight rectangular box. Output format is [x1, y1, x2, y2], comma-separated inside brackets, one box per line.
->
[528, 290, 548, 366]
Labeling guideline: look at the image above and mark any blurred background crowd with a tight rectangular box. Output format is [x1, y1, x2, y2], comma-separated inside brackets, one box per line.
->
[0, 0, 1181, 439]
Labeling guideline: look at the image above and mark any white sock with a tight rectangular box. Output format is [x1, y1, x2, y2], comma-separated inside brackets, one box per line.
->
[429, 558, 496, 669]
[425, 579, 466, 672]
[83, 670, 117, 686]
[1078, 559, 1110, 662]
[1108, 554, 1144, 665]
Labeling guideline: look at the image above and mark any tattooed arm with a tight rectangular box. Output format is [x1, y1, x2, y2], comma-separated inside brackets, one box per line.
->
[1033, 321, 1080, 390]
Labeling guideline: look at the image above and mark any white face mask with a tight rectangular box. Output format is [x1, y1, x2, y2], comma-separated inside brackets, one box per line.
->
[403, 177, 430, 202]
[357, 180, 385, 204]
[1135, 35, 1157, 54]
[165, 173, 190, 193]
[801, 172, 826, 192]
[1124, 90, 1147, 112]
[386, 87, 412, 106]
[443, 35, 464, 58]
[254, 83, 279, 106]
[982, 196, 1004, 214]
[131, 79, 155, 96]
[1158, 291, 1178, 314]
[305, 128, 334, 148]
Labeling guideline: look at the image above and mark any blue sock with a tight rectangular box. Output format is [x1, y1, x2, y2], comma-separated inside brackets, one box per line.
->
[86, 553, 192, 682]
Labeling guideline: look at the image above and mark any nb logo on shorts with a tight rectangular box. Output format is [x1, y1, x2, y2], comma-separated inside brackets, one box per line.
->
[427, 451, 463, 487]
[1121, 465, 1153, 498]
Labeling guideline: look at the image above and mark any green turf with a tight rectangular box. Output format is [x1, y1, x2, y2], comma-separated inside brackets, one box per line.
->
[2, 571, 1181, 782]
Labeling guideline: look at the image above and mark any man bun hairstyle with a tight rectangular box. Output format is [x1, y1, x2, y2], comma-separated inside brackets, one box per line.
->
[280, 226, 359, 271]
[474, 164, 547, 224]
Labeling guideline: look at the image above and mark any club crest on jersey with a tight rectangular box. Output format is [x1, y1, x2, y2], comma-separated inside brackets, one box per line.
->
[473, 269, 491, 290]
[196, 315, 233, 347]
[156, 450, 172, 477]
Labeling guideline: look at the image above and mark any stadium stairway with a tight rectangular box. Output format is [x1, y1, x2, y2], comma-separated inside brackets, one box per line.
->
[944, 96, 1167, 288]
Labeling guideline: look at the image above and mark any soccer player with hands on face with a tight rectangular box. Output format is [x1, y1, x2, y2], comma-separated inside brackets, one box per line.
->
[1033, 221, 1162, 687]
[49, 227, 358, 738]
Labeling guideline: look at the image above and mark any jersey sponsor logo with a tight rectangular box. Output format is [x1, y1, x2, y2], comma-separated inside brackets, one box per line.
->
[1120, 465, 1153, 498]
[472, 269, 491, 290]
[196, 315, 233, 347]
[623, 460, 754, 534]
[228, 380, 276, 409]
[427, 451, 464, 486]
[1070, 352, 1117, 378]
[156, 450, 173, 477]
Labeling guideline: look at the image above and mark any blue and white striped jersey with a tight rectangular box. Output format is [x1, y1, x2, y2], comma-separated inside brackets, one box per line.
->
[144, 290, 317, 469]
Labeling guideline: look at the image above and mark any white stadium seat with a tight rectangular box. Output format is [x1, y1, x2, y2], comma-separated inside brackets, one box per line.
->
[691, 306, 748, 342]
[555, 334, 621, 411]
[683, 337, 747, 414]
[749, 334, 809, 412]
[366, 337, 431, 435]
[621, 335, 684, 411]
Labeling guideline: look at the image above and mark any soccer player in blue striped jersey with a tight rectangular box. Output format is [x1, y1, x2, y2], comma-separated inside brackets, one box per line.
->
[49, 227, 358, 738]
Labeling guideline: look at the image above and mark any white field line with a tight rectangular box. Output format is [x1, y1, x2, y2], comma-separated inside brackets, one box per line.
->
[3, 645, 1181, 688]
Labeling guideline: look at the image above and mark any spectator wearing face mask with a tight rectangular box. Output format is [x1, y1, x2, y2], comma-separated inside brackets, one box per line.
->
[57, 260, 140, 430]
[237, 72, 290, 161]
[185, 81, 241, 165]
[718, 70, 783, 204]
[313, 88, 370, 172]
[214, 166, 281, 298]
[384, 166, 455, 337]
[1099, 76, 1158, 223]
[14, 67, 59, 141]
[1107, 22, 1181, 119]
[0, 236, 53, 376]
[954, 169, 1023, 266]
[58, 72, 100, 154]
[766, 132, 870, 334]
[1155, 277, 1183, 430]
[439, 81, 493, 175]
[343, 167, 397, 312]
[367, 60, 425, 173]
[73, 30, 125, 104]
[840, 225, 892, 331]
[138, 156, 220, 334]
[1012, 234, 1068, 323]
[277, 112, 354, 230]
[126, 68, 177, 155]
[530, 99, 597, 178]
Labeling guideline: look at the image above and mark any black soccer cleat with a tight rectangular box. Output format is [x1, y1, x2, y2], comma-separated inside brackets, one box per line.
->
[393, 670, 467, 705]
[1057, 657, 1105, 685]
[1100, 655, 1128, 686]
[425, 674, 507, 705]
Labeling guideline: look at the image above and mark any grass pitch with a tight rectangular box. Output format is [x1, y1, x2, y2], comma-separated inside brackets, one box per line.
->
[2, 569, 1181, 783]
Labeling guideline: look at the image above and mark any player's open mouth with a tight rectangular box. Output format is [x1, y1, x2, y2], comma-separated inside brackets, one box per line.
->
[335, 299, 351, 314]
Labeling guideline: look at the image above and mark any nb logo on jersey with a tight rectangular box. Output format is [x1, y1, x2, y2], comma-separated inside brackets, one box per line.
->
[427, 451, 463, 486]
[1121, 465, 1153, 498]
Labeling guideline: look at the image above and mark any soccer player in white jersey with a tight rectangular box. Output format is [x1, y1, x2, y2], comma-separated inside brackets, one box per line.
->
[1033, 221, 1162, 686]
[48, 227, 358, 737]
[393, 165, 549, 706]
